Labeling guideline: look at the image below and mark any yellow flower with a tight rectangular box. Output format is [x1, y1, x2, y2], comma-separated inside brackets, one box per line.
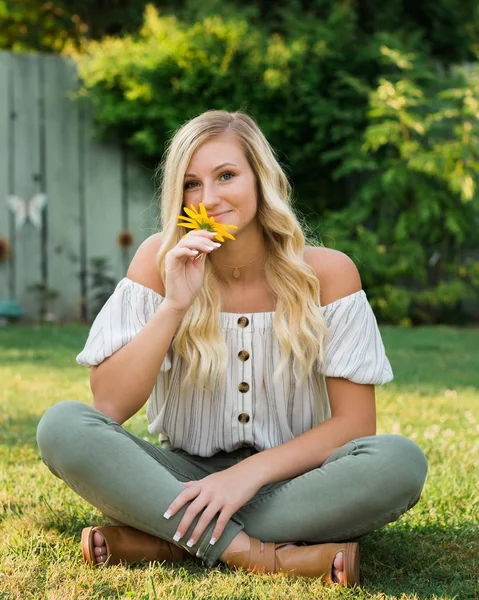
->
[176, 203, 238, 242]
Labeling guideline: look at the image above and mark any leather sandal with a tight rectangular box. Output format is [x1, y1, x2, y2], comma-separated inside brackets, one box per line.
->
[225, 538, 360, 585]
[81, 525, 185, 567]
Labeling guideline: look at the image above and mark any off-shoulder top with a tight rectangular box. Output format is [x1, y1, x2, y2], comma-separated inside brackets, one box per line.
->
[76, 277, 394, 457]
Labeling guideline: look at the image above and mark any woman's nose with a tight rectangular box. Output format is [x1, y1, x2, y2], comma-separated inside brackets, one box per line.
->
[201, 190, 221, 213]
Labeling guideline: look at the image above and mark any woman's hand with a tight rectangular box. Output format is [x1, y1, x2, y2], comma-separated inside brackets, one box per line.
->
[163, 463, 264, 547]
[164, 229, 222, 313]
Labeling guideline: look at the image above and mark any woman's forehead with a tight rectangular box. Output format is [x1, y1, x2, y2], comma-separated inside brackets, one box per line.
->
[188, 133, 246, 167]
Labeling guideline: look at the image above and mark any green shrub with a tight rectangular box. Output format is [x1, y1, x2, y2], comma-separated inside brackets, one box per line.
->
[69, 5, 479, 324]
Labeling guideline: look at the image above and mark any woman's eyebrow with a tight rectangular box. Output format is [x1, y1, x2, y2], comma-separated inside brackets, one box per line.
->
[184, 162, 237, 178]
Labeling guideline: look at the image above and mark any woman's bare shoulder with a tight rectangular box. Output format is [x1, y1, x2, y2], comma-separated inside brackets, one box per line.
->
[126, 232, 166, 297]
[303, 245, 362, 306]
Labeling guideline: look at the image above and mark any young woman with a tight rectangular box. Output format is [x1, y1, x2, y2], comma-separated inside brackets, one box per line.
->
[36, 110, 428, 587]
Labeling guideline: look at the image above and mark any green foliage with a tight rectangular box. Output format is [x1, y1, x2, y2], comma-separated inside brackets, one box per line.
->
[324, 44, 479, 324]
[3, 0, 479, 66]
[4, 2, 479, 324]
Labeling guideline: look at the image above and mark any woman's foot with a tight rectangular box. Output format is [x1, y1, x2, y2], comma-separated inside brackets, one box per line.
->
[92, 531, 108, 564]
[82, 525, 184, 567]
[219, 533, 345, 584]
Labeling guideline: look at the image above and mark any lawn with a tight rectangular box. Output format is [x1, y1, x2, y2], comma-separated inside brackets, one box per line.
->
[0, 323, 478, 600]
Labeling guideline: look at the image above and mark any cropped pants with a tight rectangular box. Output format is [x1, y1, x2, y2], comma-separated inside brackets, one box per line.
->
[36, 400, 428, 568]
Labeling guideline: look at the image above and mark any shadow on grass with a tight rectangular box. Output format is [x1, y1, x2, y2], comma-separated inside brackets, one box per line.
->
[0, 412, 47, 447]
[36, 508, 478, 598]
[358, 523, 478, 598]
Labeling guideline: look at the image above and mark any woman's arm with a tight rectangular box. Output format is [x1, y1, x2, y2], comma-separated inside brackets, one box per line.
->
[90, 234, 187, 424]
[240, 378, 376, 487]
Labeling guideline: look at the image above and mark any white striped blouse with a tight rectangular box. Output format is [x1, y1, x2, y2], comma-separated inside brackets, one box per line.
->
[76, 277, 394, 457]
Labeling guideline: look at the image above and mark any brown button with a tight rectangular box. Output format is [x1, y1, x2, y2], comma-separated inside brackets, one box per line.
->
[237, 316, 249, 328]
[238, 413, 250, 424]
[238, 350, 250, 361]
[238, 382, 250, 393]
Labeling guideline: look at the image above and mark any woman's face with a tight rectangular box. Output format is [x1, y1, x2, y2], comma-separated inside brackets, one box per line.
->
[182, 132, 259, 236]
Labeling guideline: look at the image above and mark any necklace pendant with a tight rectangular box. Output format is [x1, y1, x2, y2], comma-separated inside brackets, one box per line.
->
[233, 268, 240, 278]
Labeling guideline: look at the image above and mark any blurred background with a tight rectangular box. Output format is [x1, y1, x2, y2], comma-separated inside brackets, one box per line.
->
[0, 0, 478, 326]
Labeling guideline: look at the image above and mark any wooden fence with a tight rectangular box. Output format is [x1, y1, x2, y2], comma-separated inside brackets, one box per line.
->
[0, 51, 158, 323]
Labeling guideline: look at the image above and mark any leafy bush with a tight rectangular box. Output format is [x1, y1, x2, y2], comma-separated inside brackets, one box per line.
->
[67, 5, 479, 324]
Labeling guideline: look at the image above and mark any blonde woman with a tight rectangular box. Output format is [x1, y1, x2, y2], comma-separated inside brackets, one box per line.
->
[36, 110, 427, 587]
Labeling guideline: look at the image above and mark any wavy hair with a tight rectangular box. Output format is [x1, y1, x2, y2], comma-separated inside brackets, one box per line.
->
[155, 109, 328, 399]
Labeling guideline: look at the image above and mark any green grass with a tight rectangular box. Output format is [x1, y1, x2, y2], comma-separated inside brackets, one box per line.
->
[0, 323, 478, 600]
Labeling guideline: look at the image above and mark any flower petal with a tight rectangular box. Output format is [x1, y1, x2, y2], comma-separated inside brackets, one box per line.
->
[176, 216, 196, 223]
[184, 207, 200, 220]
[222, 233, 236, 240]
[199, 203, 209, 220]
[177, 223, 200, 229]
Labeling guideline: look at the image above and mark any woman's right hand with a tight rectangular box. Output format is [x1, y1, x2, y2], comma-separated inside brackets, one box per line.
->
[164, 230, 222, 313]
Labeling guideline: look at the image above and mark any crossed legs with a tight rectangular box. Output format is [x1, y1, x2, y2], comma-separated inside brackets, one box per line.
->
[36, 401, 428, 579]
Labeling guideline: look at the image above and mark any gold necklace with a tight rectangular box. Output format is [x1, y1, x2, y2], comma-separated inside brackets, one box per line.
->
[213, 251, 264, 279]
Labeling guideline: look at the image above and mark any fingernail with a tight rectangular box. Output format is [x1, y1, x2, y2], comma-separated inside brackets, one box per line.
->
[186, 538, 195, 547]
[173, 531, 181, 542]
[212, 242, 221, 247]
[163, 510, 171, 519]
[206, 245, 214, 250]
[209, 537, 216, 546]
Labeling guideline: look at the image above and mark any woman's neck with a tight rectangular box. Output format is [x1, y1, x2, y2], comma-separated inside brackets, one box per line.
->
[210, 236, 267, 287]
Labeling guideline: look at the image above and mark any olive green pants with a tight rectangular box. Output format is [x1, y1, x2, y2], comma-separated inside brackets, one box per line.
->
[36, 400, 428, 567]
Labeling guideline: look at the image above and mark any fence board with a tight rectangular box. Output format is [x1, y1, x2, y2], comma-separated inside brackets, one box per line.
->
[0, 53, 11, 300]
[83, 110, 124, 320]
[12, 53, 42, 322]
[0, 51, 161, 321]
[126, 156, 158, 264]
[44, 55, 82, 323]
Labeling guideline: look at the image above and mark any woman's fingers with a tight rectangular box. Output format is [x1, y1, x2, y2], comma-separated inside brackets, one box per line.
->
[209, 507, 235, 546]
[173, 494, 210, 542]
[185, 503, 221, 547]
[163, 485, 200, 520]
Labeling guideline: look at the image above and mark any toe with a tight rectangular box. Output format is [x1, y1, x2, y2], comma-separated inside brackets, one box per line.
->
[333, 551, 344, 571]
[333, 551, 344, 584]
[94, 546, 106, 556]
[93, 531, 105, 547]
[334, 569, 344, 584]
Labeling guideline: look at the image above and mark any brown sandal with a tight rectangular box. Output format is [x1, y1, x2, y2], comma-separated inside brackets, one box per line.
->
[225, 538, 360, 585]
[81, 525, 185, 567]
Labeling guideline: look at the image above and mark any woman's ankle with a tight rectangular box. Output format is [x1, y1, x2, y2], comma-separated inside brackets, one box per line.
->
[219, 531, 250, 562]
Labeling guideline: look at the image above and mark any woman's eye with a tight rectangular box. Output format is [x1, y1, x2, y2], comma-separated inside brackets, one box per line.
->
[184, 172, 234, 191]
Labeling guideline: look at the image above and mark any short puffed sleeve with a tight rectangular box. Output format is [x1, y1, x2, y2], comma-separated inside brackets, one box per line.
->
[76, 277, 172, 371]
[318, 289, 393, 384]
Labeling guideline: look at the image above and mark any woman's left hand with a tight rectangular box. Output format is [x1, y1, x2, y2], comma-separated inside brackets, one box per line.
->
[163, 463, 264, 547]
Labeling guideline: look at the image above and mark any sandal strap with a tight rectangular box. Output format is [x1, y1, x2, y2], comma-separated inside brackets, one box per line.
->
[248, 538, 276, 573]
[229, 537, 359, 583]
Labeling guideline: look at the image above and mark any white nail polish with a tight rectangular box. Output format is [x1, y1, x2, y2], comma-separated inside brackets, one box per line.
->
[186, 538, 194, 547]
[209, 537, 216, 546]
[173, 531, 181, 542]
[206, 245, 214, 250]
[163, 510, 171, 519]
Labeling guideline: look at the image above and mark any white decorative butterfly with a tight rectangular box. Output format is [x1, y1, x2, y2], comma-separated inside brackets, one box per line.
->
[7, 194, 47, 230]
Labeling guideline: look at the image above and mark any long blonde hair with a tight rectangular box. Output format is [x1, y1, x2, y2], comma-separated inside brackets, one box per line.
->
[155, 109, 328, 395]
